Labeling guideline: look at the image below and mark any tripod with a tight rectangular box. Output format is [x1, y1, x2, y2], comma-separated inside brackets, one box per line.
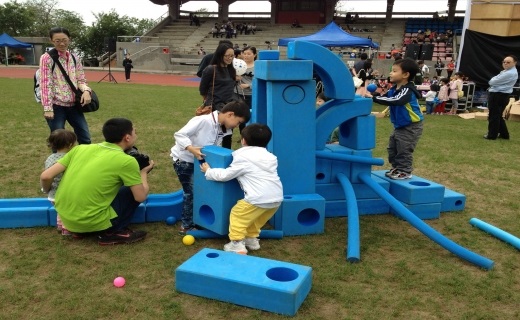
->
[98, 51, 118, 83]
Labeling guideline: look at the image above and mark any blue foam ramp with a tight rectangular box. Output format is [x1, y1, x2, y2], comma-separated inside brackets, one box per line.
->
[0, 207, 49, 228]
[441, 188, 466, 212]
[175, 248, 312, 316]
[371, 170, 445, 205]
[145, 191, 183, 222]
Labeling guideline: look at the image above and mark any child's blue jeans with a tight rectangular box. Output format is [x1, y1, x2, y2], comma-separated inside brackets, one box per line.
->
[426, 101, 435, 114]
[173, 160, 195, 229]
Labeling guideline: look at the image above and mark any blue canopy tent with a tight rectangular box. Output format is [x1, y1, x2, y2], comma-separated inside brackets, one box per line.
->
[277, 22, 379, 48]
[0, 33, 34, 66]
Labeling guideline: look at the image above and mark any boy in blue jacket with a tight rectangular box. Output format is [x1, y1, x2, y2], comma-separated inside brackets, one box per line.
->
[373, 58, 423, 180]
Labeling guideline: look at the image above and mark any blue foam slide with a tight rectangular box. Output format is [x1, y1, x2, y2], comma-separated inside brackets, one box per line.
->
[336, 173, 360, 263]
[358, 173, 494, 270]
[469, 218, 520, 250]
[187, 229, 284, 239]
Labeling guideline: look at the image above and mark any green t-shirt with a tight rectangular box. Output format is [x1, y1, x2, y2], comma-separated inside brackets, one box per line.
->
[55, 142, 142, 232]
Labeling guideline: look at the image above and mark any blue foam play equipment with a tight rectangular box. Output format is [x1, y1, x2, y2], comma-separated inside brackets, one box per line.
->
[175, 248, 312, 316]
[336, 173, 360, 262]
[469, 218, 520, 250]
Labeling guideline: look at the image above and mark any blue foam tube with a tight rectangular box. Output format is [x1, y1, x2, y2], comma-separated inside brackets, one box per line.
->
[316, 150, 384, 166]
[358, 173, 494, 270]
[337, 173, 360, 263]
[469, 218, 520, 250]
[187, 229, 284, 239]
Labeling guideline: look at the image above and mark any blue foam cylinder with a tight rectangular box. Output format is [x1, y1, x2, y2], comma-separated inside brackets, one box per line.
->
[358, 173, 494, 270]
[336, 173, 360, 263]
[469, 218, 520, 250]
[316, 150, 384, 166]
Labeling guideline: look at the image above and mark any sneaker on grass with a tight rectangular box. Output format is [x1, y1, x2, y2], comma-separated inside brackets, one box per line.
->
[98, 229, 147, 245]
[244, 237, 260, 250]
[224, 240, 248, 254]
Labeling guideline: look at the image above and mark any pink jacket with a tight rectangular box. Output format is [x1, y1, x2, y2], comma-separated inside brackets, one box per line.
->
[448, 79, 462, 99]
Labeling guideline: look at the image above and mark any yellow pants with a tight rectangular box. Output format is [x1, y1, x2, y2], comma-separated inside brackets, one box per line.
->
[228, 199, 279, 240]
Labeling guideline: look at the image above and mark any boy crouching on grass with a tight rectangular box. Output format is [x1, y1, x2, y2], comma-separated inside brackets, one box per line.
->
[200, 123, 283, 254]
[372, 57, 424, 180]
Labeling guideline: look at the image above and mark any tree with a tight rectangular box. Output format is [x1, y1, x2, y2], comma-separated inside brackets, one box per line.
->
[0, 1, 36, 36]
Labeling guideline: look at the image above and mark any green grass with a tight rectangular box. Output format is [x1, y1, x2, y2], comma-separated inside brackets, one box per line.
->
[1, 77, 520, 319]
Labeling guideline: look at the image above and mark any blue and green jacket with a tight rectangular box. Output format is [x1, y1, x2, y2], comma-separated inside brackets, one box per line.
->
[373, 82, 423, 128]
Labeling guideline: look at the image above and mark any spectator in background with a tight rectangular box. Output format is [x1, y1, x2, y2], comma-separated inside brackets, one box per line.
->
[196, 39, 233, 78]
[434, 59, 444, 77]
[446, 60, 455, 78]
[354, 52, 368, 74]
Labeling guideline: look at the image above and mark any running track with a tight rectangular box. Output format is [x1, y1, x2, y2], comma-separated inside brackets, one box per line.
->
[0, 66, 200, 87]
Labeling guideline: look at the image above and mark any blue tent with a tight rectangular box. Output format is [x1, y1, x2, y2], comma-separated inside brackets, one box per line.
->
[278, 22, 379, 48]
[0, 33, 33, 66]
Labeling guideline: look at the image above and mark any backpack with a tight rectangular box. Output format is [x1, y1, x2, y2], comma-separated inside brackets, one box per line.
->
[34, 48, 76, 103]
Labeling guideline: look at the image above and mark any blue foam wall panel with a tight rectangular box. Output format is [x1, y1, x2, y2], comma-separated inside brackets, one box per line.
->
[175, 248, 312, 316]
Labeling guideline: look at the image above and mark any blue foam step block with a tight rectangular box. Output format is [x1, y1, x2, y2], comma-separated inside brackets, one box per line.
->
[0, 198, 50, 208]
[270, 194, 325, 236]
[0, 207, 49, 228]
[175, 248, 312, 316]
[371, 170, 445, 205]
[390, 202, 441, 220]
[441, 188, 466, 212]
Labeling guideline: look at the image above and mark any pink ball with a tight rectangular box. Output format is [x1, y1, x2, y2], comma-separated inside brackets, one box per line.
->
[113, 276, 126, 288]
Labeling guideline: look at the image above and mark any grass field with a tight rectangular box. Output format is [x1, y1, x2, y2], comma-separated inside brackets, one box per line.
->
[0, 77, 519, 319]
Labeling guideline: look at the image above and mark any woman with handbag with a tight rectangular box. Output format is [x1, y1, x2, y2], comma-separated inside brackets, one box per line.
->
[235, 46, 256, 134]
[199, 43, 237, 148]
[39, 27, 92, 145]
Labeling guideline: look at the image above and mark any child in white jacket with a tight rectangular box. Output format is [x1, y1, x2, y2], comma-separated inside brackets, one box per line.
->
[201, 123, 283, 254]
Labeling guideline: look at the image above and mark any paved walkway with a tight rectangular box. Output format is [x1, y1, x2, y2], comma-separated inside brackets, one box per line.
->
[0, 65, 200, 88]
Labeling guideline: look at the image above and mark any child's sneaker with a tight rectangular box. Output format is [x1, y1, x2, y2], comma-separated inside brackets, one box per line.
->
[390, 170, 412, 180]
[61, 228, 73, 236]
[385, 168, 398, 177]
[244, 237, 260, 250]
[178, 226, 197, 235]
[224, 240, 248, 254]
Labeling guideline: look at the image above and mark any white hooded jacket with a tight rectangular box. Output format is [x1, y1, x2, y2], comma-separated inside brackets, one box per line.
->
[204, 146, 283, 208]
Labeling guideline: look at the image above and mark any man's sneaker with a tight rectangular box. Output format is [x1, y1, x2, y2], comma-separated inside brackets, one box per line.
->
[98, 229, 147, 245]
[385, 168, 398, 177]
[244, 237, 260, 250]
[224, 240, 248, 254]
[390, 170, 412, 180]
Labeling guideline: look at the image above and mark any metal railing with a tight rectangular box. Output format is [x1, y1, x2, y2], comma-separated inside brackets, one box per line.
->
[131, 46, 170, 60]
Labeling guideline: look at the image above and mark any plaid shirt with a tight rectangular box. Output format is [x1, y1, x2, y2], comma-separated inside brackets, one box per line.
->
[39, 50, 90, 112]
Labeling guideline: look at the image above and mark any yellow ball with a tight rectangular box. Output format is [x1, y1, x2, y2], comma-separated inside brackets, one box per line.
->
[182, 235, 195, 246]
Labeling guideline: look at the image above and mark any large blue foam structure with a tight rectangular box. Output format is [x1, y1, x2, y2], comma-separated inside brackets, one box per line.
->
[175, 248, 312, 316]
[469, 218, 520, 250]
[0, 39, 491, 270]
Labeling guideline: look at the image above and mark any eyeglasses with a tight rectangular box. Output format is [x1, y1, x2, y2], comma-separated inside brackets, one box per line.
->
[52, 38, 70, 44]
[224, 54, 234, 58]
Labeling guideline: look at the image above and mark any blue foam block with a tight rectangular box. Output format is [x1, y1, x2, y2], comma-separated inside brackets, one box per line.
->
[257, 50, 280, 60]
[316, 177, 389, 200]
[254, 60, 313, 81]
[371, 170, 445, 205]
[338, 115, 376, 150]
[390, 202, 441, 220]
[441, 188, 466, 212]
[0, 198, 50, 208]
[130, 203, 146, 224]
[271, 194, 325, 236]
[145, 191, 183, 222]
[48, 206, 57, 227]
[0, 207, 49, 228]
[325, 198, 390, 217]
[193, 146, 243, 235]
[348, 149, 373, 184]
[315, 157, 333, 184]
[175, 248, 312, 316]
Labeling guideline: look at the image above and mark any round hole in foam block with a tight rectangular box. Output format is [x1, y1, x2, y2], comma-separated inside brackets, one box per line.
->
[409, 181, 430, 187]
[297, 208, 320, 226]
[266, 267, 299, 282]
[206, 252, 219, 258]
[316, 173, 325, 180]
[199, 205, 215, 225]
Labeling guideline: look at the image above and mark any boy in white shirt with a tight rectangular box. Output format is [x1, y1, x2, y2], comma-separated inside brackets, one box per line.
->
[171, 101, 250, 235]
[201, 123, 283, 254]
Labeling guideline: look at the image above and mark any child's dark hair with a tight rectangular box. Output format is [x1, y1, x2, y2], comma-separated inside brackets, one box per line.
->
[440, 77, 450, 84]
[102, 118, 134, 143]
[47, 129, 76, 150]
[221, 100, 251, 123]
[316, 92, 329, 102]
[430, 84, 440, 92]
[393, 58, 420, 81]
[241, 123, 272, 147]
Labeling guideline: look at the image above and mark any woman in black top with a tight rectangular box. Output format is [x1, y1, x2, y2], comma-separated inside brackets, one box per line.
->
[199, 43, 237, 148]
[122, 53, 133, 82]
